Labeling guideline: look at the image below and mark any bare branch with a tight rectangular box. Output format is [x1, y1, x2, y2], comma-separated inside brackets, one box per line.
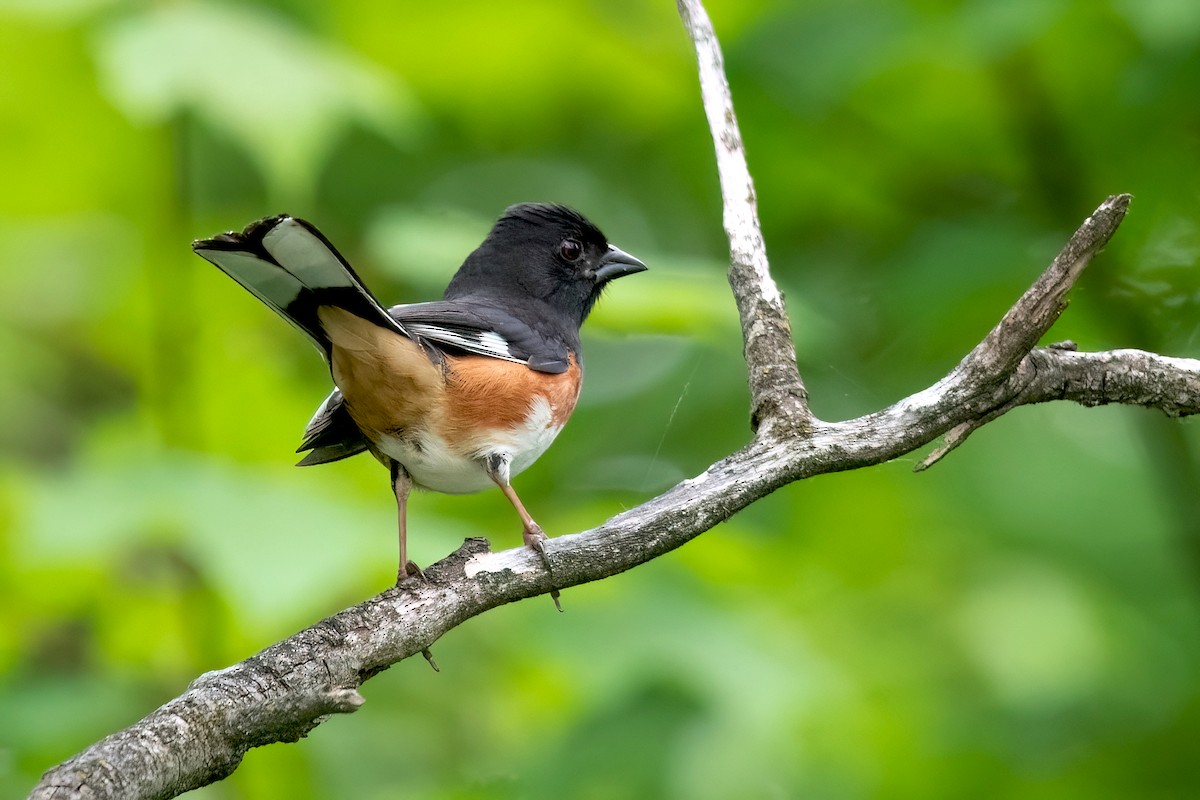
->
[968, 194, 1130, 380]
[918, 345, 1200, 468]
[1029, 347, 1200, 414]
[909, 193, 1132, 470]
[676, 0, 810, 433]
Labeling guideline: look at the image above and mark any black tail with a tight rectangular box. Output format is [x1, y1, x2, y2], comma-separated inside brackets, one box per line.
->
[193, 215, 405, 357]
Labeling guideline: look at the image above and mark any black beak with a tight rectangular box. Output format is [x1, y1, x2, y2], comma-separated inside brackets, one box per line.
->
[593, 244, 648, 283]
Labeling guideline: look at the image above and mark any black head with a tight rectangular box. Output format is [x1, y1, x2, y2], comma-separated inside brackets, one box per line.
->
[444, 203, 646, 327]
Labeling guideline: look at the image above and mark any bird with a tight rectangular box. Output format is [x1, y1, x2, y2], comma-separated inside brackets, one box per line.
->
[192, 203, 647, 587]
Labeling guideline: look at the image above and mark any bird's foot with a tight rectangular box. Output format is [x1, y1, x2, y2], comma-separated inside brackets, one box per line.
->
[395, 560, 426, 585]
[394, 562, 440, 669]
[523, 524, 551, 570]
[523, 525, 563, 613]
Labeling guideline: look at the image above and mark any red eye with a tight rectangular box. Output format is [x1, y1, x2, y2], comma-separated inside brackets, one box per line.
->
[559, 238, 583, 262]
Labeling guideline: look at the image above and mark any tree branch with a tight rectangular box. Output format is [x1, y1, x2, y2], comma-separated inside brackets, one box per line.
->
[29, 4, 1200, 799]
[918, 344, 1200, 468]
[971, 194, 1130, 377]
[675, 0, 811, 434]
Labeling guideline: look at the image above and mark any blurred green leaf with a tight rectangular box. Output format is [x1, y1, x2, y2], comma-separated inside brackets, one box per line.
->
[93, 2, 421, 202]
[0, 0, 113, 17]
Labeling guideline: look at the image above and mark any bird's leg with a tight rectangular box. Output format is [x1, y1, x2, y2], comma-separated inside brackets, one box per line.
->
[390, 460, 439, 668]
[484, 454, 548, 559]
[390, 461, 422, 582]
[484, 453, 562, 611]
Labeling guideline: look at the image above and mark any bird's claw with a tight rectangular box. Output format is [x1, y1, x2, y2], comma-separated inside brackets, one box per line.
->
[396, 560, 426, 585]
[524, 528, 552, 572]
[523, 526, 563, 612]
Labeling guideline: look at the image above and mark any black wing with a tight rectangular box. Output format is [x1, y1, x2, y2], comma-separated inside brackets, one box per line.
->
[389, 300, 574, 374]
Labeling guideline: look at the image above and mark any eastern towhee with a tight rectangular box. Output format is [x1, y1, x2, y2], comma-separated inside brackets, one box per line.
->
[193, 203, 646, 586]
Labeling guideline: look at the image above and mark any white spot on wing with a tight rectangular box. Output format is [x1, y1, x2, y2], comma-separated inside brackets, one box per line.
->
[405, 323, 522, 363]
[478, 330, 512, 357]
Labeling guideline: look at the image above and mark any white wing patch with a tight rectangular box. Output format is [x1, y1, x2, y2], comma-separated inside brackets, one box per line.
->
[478, 330, 513, 356]
[404, 322, 524, 364]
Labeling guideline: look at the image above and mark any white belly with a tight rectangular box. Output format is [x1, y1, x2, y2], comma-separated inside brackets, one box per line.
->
[377, 395, 565, 494]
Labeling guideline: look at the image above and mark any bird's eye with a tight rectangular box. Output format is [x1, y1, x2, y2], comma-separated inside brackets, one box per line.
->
[559, 238, 583, 262]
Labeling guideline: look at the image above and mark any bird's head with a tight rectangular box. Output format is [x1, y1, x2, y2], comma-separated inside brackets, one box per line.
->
[445, 203, 647, 326]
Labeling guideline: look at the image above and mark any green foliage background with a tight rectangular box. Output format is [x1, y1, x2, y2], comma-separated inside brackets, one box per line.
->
[4, 0, 1200, 797]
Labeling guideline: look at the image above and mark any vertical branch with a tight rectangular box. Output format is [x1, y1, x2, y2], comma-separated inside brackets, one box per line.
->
[676, 0, 811, 434]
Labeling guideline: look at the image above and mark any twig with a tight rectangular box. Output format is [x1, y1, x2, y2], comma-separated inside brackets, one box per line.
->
[914, 194, 1131, 469]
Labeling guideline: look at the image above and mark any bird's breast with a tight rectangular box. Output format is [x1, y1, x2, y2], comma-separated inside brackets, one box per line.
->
[363, 350, 583, 495]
